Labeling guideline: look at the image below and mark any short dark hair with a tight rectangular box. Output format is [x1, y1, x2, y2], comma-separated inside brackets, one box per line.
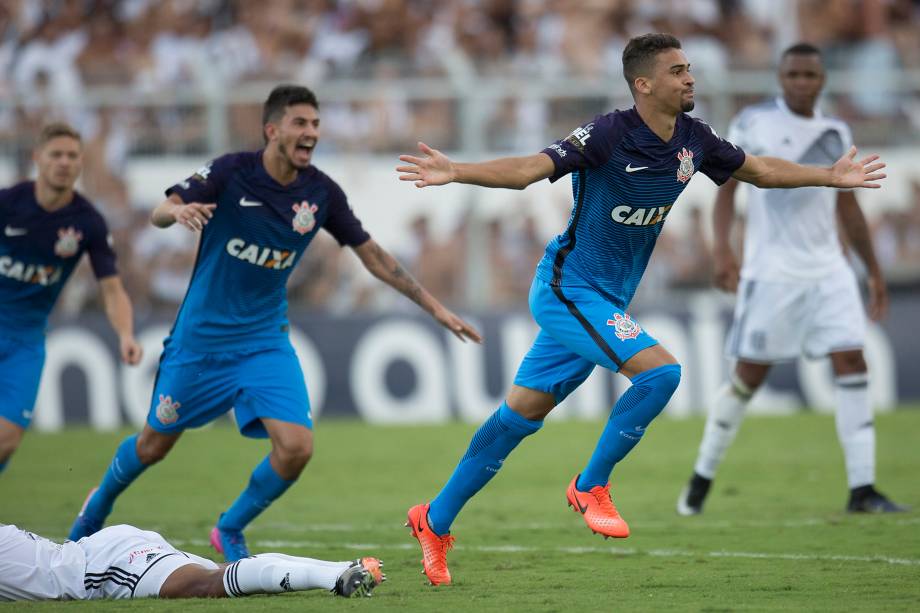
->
[262, 84, 319, 137]
[36, 122, 81, 148]
[781, 42, 822, 60]
[622, 33, 682, 93]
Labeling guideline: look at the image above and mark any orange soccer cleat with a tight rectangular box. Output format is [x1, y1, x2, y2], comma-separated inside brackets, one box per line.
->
[357, 557, 386, 586]
[405, 503, 455, 586]
[566, 475, 630, 539]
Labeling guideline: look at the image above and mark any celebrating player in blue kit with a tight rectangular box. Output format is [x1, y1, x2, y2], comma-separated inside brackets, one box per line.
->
[396, 33, 887, 586]
[69, 85, 481, 559]
[0, 123, 141, 475]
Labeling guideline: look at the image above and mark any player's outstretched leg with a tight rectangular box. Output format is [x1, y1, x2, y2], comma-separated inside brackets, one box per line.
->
[212, 455, 297, 562]
[570, 363, 681, 538]
[69, 429, 178, 541]
[161, 554, 385, 599]
[406, 401, 543, 585]
[677, 372, 755, 516]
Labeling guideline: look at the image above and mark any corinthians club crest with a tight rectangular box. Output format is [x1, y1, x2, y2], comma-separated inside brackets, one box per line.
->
[676, 147, 695, 183]
[54, 227, 83, 258]
[156, 394, 181, 425]
[291, 201, 319, 235]
[607, 313, 642, 341]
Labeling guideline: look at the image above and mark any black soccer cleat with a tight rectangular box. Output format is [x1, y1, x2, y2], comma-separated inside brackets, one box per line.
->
[846, 485, 909, 513]
[676, 473, 713, 516]
[332, 562, 379, 598]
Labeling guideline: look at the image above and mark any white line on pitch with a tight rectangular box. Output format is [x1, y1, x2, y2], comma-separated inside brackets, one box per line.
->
[169, 538, 920, 567]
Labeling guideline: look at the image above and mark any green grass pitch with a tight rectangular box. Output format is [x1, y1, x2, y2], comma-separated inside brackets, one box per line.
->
[2, 410, 919, 611]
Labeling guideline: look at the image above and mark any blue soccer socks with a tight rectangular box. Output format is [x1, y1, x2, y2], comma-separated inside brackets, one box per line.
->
[578, 364, 681, 491]
[69, 434, 148, 540]
[219, 455, 295, 532]
[428, 403, 543, 535]
[0, 460, 6, 475]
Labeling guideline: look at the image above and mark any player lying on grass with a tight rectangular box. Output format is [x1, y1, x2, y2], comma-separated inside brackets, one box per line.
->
[0, 523, 384, 601]
[396, 32, 887, 586]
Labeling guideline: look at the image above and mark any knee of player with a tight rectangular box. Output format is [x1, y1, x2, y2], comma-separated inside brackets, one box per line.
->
[273, 441, 313, 471]
[0, 423, 24, 460]
[135, 433, 176, 465]
[652, 363, 682, 395]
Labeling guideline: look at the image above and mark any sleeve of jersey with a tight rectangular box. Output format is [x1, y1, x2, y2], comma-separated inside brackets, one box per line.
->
[322, 183, 371, 247]
[86, 214, 118, 279]
[164, 154, 233, 203]
[540, 114, 618, 183]
[695, 119, 746, 185]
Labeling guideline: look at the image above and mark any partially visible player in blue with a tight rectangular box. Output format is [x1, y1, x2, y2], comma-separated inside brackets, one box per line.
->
[69, 85, 482, 559]
[0, 123, 142, 476]
[396, 33, 887, 586]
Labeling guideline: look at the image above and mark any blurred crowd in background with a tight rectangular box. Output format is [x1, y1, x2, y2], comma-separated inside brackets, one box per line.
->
[2, 0, 920, 317]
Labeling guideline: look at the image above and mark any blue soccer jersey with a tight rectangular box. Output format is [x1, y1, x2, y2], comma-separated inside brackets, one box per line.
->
[165, 151, 370, 352]
[536, 107, 745, 308]
[0, 181, 117, 339]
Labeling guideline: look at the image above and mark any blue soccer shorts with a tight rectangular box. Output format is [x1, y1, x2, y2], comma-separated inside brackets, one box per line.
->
[147, 342, 312, 438]
[513, 278, 659, 403]
[0, 335, 45, 429]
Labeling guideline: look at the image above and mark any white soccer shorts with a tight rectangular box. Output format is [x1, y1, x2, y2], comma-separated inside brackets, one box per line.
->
[80, 525, 217, 599]
[725, 268, 866, 363]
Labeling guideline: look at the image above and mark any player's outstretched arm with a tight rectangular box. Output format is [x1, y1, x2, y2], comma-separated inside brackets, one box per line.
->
[711, 178, 741, 293]
[150, 194, 216, 231]
[98, 275, 142, 365]
[732, 146, 886, 189]
[837, 191, 888, 320]
[352, 239, 482, 343]
[397, 142, 555, 190]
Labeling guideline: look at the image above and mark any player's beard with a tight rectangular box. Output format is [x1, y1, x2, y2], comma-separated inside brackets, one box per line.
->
[681, 99, 695, 112]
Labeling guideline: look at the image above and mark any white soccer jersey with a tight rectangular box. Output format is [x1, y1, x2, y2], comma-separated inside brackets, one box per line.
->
[0, 524, 87, 601]
[0, 524, 210, 601]
[728, 97, 853, 281]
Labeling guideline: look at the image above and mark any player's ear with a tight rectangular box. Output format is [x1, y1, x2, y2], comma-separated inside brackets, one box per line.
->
[634, 76, 652, 96]
[263, 122, 278, 143]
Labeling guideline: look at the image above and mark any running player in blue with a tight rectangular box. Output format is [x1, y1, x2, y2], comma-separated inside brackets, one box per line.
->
[69, 85, 482, 559]
[0, 123, 141, 475]
[396, 33, 887, 586]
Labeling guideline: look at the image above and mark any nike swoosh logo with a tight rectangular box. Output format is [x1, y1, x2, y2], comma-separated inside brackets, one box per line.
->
[635, 425, 646, 432]
[574, 493, 589, 514]
[4, 226, 27, 236]
[239, 197, 262, 207]
[416, 513, 425, 534]
[625, 164, 649, 173]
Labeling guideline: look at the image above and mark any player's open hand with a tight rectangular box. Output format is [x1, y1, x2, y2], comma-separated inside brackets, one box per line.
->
[433, 306, 483, 343]
[120, 336, 143, 365]
[830, 146, 886, 188]
[173, 202, 216, 232]
[712, 247, 740, 292]
[397, 142, 455, 188]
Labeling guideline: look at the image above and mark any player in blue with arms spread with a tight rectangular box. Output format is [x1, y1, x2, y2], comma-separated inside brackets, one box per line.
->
[0, 122, 141, 475]
[396, 33, 887, 585]
[69, 85, 482, 560]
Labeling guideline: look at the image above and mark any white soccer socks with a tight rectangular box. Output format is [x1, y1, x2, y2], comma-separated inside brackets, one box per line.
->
[694, 374, 754, 480]
[834, 372, 875, 488]
[222, 554, 350, 596]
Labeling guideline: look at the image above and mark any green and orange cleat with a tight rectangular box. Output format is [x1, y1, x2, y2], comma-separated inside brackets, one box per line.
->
[566, 475, 630, 539]
[405, 503, 455, 586]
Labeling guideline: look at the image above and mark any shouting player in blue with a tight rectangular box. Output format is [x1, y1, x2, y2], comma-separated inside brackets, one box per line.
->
[69, 85, 482, 560]
[396, 33, 887, 586]
[0, 123, 141, 475]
